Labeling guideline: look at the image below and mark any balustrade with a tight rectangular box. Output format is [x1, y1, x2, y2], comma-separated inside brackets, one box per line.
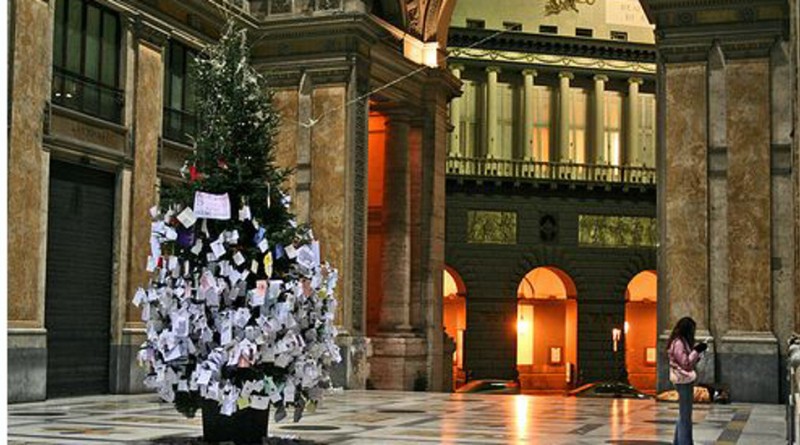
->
[446, 156, 656, 185]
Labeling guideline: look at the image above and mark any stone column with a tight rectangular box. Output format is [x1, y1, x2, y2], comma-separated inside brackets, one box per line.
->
[449, 64, 463, 156]
[379, 107, 413, 333]
[370, 105, 427, 391]
[8, 0, 54, 402]
[485, 67, 500, 158]
[522, 69, 537, 159]
[625, 77, 643, 166]
[558, 71, 573, 162]
[593, 75, 608, 164]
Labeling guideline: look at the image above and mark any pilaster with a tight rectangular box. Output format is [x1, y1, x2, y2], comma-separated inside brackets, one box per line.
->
[592, 75, 608, 164]
[8, 0, 54, 402]
[449, 64, 463, 156]
[557, 71, 573, 162]
[522, 69, 537, 161]
[485, 67, 501, 159]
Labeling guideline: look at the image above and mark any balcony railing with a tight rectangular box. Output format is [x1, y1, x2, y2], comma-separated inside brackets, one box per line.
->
[254, 0, 342, 16]
[52, 67, 124, 124]
[446, 156, 657, 185]
[163, 107, 197, 145]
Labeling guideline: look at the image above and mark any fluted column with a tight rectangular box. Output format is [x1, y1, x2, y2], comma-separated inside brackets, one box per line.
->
[522, 69, 537, 159]
[449, 65, 463, 156]
[380, 108, 413, 333]
[558, 71, 574, 161]
[486, 67, 501, 158]
[626, 77, 643, 165]
[593, 75, 608, 164]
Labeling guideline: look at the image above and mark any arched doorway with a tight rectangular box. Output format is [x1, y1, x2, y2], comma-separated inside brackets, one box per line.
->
[625, 270, 657, 392]
[516, 267, 578, 392]
[443, 266, 467, 389]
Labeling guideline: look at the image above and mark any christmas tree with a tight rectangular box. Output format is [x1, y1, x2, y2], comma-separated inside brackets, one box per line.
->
[134, 22, 341, 429]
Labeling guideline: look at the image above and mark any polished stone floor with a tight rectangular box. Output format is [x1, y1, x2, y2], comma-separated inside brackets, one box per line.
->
[8, 390, 787, 444]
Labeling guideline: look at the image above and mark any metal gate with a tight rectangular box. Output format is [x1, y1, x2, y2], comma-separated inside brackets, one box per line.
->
[45, 161, 115, 397]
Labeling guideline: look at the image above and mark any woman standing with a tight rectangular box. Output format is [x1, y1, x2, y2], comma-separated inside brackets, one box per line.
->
[667, 317, 707, 445]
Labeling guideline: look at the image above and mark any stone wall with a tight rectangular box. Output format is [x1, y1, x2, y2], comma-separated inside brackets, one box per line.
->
[445, 181, 657, 384]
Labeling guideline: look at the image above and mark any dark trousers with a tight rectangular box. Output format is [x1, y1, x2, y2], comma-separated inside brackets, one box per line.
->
[673, 383, 694, 445]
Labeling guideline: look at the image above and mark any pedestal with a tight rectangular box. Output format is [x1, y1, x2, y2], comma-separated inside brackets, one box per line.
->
[330, 333, 371, 389]
[718, 332, 779, 403]
[369, 335, 427, 390]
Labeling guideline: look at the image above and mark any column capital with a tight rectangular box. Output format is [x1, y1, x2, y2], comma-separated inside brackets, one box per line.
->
[522, 69, 538, 77]
[486, 66, 502, 74]
[449, 63, 465, 72]
[559, 71, 574, 80]
[593, 74, 609, 83]
[628, 77, 644, 85]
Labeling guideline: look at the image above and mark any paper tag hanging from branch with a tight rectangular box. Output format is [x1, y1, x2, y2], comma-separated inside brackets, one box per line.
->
[193, 191, 232, 220]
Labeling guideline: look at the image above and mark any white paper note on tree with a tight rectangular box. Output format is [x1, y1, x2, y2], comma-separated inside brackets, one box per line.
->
[193, 192, 231, 220]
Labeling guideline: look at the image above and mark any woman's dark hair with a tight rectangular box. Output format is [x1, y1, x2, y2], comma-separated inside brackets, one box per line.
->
[667, 317, 696, 350]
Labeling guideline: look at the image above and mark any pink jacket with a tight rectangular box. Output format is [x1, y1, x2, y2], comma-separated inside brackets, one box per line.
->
[668, 338, 700, 384]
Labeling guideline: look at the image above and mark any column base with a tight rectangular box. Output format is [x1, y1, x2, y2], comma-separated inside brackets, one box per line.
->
[110, 327, 149, 394]
[9, 328, 48, 403]
[369, 334, 427, 391]
[330, 332, 371, 389]
[718, 331, 779, 403]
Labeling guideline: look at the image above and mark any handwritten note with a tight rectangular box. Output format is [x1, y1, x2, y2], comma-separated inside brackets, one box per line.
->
[193, 192, 231, 220]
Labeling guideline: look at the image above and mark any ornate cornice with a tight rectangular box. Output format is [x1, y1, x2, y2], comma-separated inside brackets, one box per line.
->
[447, 48, 657, 75]
[448, 27, 657, 64]
[642, 0, 789, 62]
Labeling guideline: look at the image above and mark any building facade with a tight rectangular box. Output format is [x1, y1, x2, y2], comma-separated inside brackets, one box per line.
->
[7, 0, 459, 402]
[443, 0, 661, 392]
[7, 0, 800, 405]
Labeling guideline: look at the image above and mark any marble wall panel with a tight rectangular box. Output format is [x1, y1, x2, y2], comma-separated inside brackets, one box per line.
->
[726, 60, 771, 333]
[8, 0, 52, 325]
[127, 43, 163, 321]
[273, 89, 299, 197]
[311, 86, 347, 322]
[664, 63, 708, 329]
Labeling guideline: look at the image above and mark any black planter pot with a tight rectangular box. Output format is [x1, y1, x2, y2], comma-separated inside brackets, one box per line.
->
[201, 400, 269, 444]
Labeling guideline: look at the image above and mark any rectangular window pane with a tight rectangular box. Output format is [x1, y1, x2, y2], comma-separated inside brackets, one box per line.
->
[604, 92, 623, 166]
[569, 89, 587, 163]
[532, 86, 550, 161]
[498, 83, 514, 160]
[54, 0, 65, 68]
[65, 0, 83, 73]
[169, 44, 185, 110]
[101, 11, 118, 87]
[84, 5, 101, 81]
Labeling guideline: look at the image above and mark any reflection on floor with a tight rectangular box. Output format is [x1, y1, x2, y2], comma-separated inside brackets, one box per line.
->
[8, 390, 786, 444]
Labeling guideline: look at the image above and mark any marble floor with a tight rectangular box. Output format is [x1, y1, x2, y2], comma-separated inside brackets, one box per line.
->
[8, 390, 787, 444]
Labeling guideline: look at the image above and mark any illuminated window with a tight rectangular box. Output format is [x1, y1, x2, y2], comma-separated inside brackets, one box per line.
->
[604, 91, 623, 166]
[531, 86, 551, 161]
[638, 94, 656, 167]
[498, 83, 515, 160]
[459, 79, 482, 158]
[568, 89, 587, 164]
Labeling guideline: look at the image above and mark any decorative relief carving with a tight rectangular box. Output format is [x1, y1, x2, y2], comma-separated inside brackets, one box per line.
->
[578, 215, 658, 248]
[447, 48, 657, 74]
[467, 210, 517, 244]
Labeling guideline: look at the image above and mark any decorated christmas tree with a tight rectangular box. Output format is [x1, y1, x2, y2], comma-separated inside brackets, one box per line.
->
[134, 22, 340, 441]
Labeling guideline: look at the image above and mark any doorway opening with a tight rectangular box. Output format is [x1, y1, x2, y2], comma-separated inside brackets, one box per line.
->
[516, 266, 577, 392]
[443, 266, 467, 390]
[624, 270, 657, 392]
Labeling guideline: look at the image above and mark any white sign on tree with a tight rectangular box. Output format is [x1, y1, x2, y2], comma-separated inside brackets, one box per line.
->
[193, 191, 232, 220]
